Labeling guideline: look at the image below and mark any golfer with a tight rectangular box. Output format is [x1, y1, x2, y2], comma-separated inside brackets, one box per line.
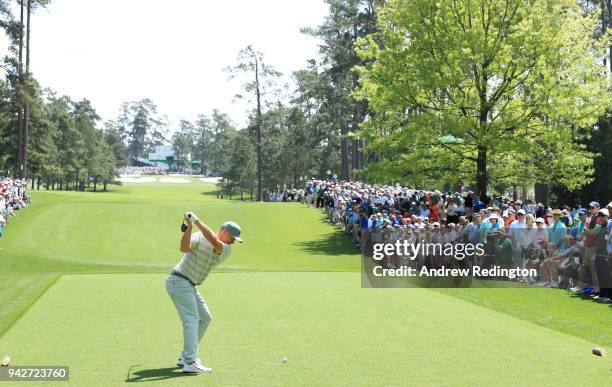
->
[166, 211, 243, 374]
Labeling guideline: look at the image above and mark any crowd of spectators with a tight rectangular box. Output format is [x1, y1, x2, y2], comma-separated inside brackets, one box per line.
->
[265, 189, 305, 202]
[0, 177, 29, 238]
[119, 166, 167, 176]
[297, 179, 612, 302]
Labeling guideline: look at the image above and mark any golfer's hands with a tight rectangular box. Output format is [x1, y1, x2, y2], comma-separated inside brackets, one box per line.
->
[184, 211, 200, 224]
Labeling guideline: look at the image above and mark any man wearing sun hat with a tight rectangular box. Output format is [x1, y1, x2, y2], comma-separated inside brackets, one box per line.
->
[547, 209, 567, 253]
[166, 212, 243, 374]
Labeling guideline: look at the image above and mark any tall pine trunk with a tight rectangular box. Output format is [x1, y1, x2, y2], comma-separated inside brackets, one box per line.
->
[253, 53, 263, 201]
[16, 1, 24, 178]
[340, 124, 349, 181]
[22, 0, 31, 179]
[351, 69, 362, 180]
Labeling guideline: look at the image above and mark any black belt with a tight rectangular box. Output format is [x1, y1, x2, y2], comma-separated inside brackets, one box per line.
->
[170, 270, 196, 286]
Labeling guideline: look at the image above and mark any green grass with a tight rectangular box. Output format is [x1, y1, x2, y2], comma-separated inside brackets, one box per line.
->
[0, 273, 610, 386]
[435, 288, 612, 348]
[0, 178, 610, 385]
[0, 181, 358, 272]
[0, 274, 60, 335]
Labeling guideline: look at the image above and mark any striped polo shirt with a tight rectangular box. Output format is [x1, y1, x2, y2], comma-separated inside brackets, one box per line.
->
[173, 231, 232, 285]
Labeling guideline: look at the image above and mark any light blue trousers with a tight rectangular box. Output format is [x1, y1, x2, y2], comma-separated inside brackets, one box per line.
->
[165, 275, 212, 364]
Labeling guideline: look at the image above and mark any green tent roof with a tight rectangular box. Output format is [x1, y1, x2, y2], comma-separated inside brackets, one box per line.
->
[438, 135, 464, 144]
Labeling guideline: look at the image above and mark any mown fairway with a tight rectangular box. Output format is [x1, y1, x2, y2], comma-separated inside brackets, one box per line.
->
[0, 179, 610, 386]
[0, 179, 358, 272]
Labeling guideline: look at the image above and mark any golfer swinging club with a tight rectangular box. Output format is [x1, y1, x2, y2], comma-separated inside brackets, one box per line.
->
[166, 211, 243, 374]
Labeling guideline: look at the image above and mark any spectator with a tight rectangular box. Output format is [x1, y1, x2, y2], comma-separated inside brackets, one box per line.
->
[548, 209, 567, 253]
[277, 178, 608, 300]
[0, 177, 29, 238]
[593, 208, 612, 301]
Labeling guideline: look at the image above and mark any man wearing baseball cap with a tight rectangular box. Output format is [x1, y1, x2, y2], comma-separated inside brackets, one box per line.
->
[166, 212, 243, 374]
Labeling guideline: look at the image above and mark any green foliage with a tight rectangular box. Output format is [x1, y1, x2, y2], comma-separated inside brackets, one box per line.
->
[226, 45, 282, 200]
[356, 0, 612, 196]
[220, 129, 255, 198]
[303, 0, 381, 180]
[115, 99, 168, 161]
[171, 119, 195, 168]
[0, 87, 126, 190]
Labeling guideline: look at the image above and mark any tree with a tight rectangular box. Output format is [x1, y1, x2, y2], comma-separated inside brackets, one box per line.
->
[172, 119, 195, 169]
[357, 0, 612, 198]
[226, 46, 281, 201]
[220, 129, 256, 200]
[24, 82, 56, 189]
[46, 95, 85, 190]
[17, 0, 51, 179]
[193, 114, 212, 174]
[103, 120, 128, 169]
[209, 110, 235, 175]
[101, 123, 126, 190]
[579, 1, 611, 75]
[303, 0, 381, 180]
[117, 99, 167, 162]
[72, 99, 100, 190]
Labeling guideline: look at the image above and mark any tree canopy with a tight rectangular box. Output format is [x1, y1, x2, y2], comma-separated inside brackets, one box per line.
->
[356, 0, 611, 197]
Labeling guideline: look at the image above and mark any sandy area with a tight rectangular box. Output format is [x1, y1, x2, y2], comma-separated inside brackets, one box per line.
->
[199, 177, 222, 184]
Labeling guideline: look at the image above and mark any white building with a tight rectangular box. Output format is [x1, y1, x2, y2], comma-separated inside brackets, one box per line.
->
[148, 145, 174, 161]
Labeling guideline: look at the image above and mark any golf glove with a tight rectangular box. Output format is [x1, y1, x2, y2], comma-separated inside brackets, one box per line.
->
[184, 211, 200, 223]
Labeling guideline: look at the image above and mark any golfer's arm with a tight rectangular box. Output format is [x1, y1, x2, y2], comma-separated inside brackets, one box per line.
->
[180, 225, 192, 253]
[193, 220, 224, 254]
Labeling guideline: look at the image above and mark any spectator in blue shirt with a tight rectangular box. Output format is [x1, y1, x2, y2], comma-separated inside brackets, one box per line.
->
[548, 209, 567, 253]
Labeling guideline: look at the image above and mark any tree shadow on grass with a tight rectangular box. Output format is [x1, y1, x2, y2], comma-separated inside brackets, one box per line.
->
[200, 190, 255, 202]
[293, 218, 361, 256]
[125, 365, 198, 383]
[201, 190, 219, 197]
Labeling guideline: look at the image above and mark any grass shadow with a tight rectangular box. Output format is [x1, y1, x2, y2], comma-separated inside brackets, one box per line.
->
[200, 190, 220, 197]
[126, 365, 196, 382]
[293, 215, 360, 256]
[293, 234, 360, 256]
[566, 291, 612, 304]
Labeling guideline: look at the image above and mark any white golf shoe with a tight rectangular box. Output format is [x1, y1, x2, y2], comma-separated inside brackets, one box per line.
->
[182, 361, 213, 374]
[177, 356, 201, 367]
